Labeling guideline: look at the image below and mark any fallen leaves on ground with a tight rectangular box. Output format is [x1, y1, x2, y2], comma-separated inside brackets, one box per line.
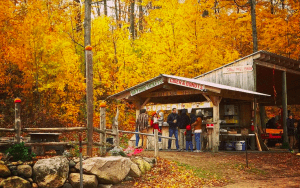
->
[117, 157, 226, 188]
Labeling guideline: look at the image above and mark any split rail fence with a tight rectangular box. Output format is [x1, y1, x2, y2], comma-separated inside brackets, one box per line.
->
[0, 100, 174, 157]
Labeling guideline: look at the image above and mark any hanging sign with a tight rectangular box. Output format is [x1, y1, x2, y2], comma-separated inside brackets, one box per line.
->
[168, 78, 205, 90]
[223, 65, 253, 74]
[130, 78, 164, 96]
[146, 89, 203, 97]
[145, 102, 212, 112]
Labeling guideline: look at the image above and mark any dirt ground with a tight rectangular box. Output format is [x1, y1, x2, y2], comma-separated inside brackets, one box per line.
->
[115, 150, 300, 188]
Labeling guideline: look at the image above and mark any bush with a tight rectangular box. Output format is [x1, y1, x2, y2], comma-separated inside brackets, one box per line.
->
[5, 142, 36, 161]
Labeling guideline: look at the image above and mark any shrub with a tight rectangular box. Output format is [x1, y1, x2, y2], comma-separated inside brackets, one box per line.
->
[5, 142, 36, 161]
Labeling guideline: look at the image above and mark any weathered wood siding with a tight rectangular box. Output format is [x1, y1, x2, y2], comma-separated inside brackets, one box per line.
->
[196, 55, 257, 91]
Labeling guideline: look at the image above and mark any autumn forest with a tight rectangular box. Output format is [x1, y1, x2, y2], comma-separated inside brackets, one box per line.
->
[0, 0, 299, 131]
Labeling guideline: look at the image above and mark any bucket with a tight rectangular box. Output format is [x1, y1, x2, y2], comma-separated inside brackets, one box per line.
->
[225, 142, 235, 151]
[235, 141, 245, 151]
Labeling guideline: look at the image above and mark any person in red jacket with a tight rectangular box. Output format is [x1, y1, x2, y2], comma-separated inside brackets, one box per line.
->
[185, 125, 193, 152]
[151, 113, 161, 142]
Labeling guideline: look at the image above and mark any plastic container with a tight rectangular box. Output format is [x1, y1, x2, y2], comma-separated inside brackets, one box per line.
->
[225, 142, 235, 151]
[235, 141, 245, 151]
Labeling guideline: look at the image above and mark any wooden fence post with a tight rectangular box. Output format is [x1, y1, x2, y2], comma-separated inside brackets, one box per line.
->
[99, 104, 106, 156]
[154, 129, 158, 157]
[112, 108, 119, 147]
[86, 47, 94, 157]
[14, 98, 21, 143]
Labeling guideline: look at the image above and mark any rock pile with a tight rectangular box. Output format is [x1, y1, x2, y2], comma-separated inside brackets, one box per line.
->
[0, 155, 156, 188]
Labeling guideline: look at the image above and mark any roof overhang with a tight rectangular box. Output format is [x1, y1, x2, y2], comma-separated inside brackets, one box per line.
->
[195, 50, 300, 79]
[107, 74, 270, 101]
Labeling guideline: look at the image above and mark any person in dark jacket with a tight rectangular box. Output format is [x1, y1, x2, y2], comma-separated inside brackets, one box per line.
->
[287, 113, 295, 149]
[190, 113, 197, 125]
[178, 109, 190, 151]
[185, 125, 193, 152]
[135, 109, 149, 149]
[167, 108, 180, 151]
[297, 120, 300, 151]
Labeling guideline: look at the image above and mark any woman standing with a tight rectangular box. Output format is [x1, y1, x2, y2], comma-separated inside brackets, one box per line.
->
[191, 111, 203, 152]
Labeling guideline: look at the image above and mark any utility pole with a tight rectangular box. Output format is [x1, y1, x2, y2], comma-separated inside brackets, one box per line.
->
[84, 0, 93, 156]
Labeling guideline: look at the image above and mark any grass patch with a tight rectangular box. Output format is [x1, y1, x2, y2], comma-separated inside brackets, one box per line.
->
[234, 163, 267, 175]
[175, 161, 223, 180]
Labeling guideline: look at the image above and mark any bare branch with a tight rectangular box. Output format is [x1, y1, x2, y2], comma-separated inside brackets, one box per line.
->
[67, 32, 84, 48]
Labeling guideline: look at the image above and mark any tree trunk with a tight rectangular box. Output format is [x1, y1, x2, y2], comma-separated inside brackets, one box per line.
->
[74, 0, 82, 32]
[250, 0, 258, 52]
[115, 0, 119, 24]
[138, 0, 143, 32]
[130, 0, 135, 39]
[118, 0, 121, 22]
[104, 0, 108, 16]
[96, 1, 101, 17]
[270, 0, 274, 14]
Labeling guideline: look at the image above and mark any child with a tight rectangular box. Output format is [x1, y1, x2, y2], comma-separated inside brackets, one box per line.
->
[185, 125, 193, 152]
[151, 113, 161, 142]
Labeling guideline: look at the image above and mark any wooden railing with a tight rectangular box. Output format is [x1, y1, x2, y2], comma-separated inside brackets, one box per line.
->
[0, 101, 174, 157]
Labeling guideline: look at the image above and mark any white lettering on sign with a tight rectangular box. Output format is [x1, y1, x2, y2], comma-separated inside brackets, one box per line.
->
[130, 78, 164, 96]
[168, 78, 205, 90]
[223, 65, 253, 74]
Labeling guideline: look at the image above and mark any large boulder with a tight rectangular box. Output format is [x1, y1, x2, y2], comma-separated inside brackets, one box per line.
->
[17, 165, 32, 178]
[128, 162, 141, 177]
[69, 173, 98, 188]
[132, 158, 151, 174]
[0, 164, 11, 177]
[75, 156, 131, 184]
[33, 156, 69, 188]
[0, 176, 31, 188]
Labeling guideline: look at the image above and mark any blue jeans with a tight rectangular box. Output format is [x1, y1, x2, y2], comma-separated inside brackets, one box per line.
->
[195, 133, 201, 150]
[186, 141, 193, 151]
[168, 128, 179, 149]
[135, 128, 139, 147]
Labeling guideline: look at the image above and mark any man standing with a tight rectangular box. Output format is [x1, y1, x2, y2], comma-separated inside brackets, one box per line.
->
[167, 108, 180, 151]
[287, 113, 295, 151]
[178, 109, 190, 151]
[136, 109, 149, 149]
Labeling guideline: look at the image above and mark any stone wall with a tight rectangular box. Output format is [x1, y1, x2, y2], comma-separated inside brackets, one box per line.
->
[0, 156, 156, 188]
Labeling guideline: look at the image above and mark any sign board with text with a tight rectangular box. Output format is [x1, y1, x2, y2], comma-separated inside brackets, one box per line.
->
[146, 89, 203, 97]
[168, 78, 205, 91]
[223, 65, 253, 74]
[130, 78, 164, 96]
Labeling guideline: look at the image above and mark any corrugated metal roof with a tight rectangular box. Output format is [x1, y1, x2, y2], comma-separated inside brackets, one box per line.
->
[107, 74, 270, 99]
[194, 50, 300, 79]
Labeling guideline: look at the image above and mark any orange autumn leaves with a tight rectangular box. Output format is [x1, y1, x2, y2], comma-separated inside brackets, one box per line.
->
[1, 0, 300, 132]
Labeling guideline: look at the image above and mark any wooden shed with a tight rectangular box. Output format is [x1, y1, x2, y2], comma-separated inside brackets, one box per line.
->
[195, 50, 300, 144]
[108, 74, 270, 152]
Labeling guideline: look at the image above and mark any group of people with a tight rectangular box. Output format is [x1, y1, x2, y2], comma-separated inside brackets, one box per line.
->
[135, 107, 205, 152]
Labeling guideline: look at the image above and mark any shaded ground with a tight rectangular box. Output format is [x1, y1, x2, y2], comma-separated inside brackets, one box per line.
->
[114, 150, 300, 187]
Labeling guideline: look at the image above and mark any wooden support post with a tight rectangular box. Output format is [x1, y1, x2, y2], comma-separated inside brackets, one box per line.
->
[14, 98, 21, 143]
[99, 104, 106, 156]
[211, 96, 221, 152]
[112, 108, 120, 147]
[86, 48, 93, 157]
[282, 71, 288, 144]
[154, 129, 158, 157]
[259, 105, 266, 129]
[250, 100, 255, 150]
